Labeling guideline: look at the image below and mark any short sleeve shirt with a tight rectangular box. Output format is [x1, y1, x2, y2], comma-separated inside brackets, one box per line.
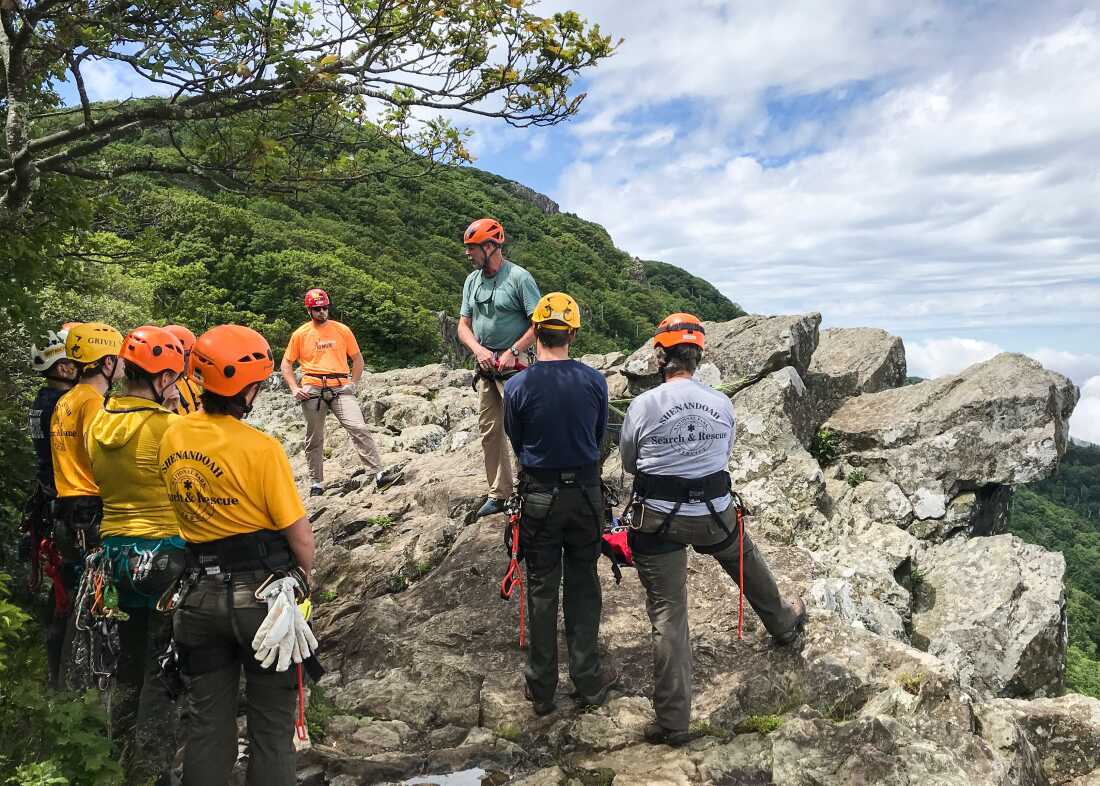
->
[159, 411, 306, 543]
[284, 320, 361, 387]
[460, 260, 541, 351]
[51, 383, 104, 497]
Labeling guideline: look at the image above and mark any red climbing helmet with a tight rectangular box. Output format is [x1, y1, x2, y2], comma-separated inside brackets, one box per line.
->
[304, 288, 330, 309]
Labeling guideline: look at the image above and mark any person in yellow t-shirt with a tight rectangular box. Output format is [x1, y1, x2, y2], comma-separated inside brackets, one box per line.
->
[50, 322, 124, 565]
[85, 325, 187, 785]
[159, 324, 314, 786]
[279, 287, 380, 496]
[165, 324, 203, 414]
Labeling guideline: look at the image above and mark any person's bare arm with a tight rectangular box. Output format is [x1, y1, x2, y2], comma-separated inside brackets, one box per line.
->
[280, 357, 310, 401]
[350, 352, 365, 385]
[458, 315, 495, 370]
[283, 516, 315, 579]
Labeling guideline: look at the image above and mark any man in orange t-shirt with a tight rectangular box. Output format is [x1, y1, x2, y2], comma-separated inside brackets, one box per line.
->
[279, 288, 381, 496]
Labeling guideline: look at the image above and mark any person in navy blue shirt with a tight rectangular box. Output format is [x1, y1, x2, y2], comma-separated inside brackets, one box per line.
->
[503, 292, 617, 717]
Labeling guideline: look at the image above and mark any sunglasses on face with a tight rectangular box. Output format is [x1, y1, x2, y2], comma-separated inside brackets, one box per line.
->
[309, 306, 329, 312]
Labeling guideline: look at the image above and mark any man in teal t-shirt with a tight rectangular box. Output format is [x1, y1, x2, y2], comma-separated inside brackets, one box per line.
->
[457, 217, 541, 518]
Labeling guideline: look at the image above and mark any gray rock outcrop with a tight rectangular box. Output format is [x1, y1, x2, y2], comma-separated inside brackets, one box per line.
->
[236, 310, 1087, 785]
[824, 353, 1078, 543]
[805, 327, 906, 426]
[622, 312, 821, 394]
[911, 534, 1067, 698]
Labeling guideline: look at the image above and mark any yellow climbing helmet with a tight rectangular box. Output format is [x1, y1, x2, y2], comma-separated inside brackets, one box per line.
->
[531, 292, 581, 331]
[65, 322, 124, 364]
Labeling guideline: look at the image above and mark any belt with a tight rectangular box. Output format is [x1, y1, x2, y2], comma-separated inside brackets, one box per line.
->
[186, 530, 292, 574]
[633, 469, 731, 504]
[522, 463, 601, 487]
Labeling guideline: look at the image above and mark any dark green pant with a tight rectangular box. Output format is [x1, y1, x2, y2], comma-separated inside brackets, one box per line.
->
[114, 606, 177, 786]
[173, 570, 298, 786]
[631, 504, 801, 732]
[520, 481, 605, 703]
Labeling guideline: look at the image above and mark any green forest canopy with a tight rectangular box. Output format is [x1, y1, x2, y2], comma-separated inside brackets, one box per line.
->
[1008, 441, 1100, 698]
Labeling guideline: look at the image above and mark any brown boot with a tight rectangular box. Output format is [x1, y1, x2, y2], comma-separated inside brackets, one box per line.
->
[574, 668, 620, 708]
[774, 596, 807, 645]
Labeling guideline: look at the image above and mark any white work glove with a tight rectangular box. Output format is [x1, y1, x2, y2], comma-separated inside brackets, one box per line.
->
[252, 577, 319, 672]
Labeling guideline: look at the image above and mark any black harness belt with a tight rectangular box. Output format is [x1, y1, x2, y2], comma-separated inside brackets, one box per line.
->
[522, 463, 601, 488]
[186, 530, 292, 574]
[632, 469, 733, 538]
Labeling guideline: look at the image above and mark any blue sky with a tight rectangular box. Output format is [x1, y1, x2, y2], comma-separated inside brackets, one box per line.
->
[67, 1, 1099, 438]
[465, 1, 1100, 439]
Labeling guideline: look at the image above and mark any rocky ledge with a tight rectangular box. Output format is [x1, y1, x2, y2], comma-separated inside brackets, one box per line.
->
[244, 314, 1090, 786]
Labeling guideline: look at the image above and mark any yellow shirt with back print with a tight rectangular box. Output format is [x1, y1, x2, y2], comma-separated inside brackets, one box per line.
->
[158, 411, 305, 543]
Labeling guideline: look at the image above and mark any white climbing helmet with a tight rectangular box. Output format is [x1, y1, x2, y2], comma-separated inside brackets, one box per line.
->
[30, 328, 70, 372]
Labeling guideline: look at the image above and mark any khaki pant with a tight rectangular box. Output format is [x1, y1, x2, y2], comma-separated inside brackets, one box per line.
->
[301, 385, 380, 484]
[631, 505, 801, 733]
[174, 569, 298, 786]
[478, 376, 518, 500]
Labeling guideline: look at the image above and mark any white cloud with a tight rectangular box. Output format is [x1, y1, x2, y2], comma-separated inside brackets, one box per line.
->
[1028, 349, 1100, 386]
[536, 3, 1100, 341]
[1071, 376, 1100, 444]
[906, 338, 1003, 379]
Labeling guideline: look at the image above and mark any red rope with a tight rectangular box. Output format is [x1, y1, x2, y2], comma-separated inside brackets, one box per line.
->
[499, 518, 526, 649]
[295, 663, 308, 741]
[737, 505, 744, 641]
[41, 540, 69, 615]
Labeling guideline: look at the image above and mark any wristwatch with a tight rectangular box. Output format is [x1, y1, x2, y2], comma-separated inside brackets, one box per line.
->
[510, 345, 521, 357]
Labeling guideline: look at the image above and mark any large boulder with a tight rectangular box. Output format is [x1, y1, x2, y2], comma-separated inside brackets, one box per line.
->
[976, 694, 1100, 785]
[823, 353, 1078, 532]
[911, 534, 1067, 698]
[728, 367, 825, 540]
[622, 313, 821, 394]
[805, 327, 906, 427]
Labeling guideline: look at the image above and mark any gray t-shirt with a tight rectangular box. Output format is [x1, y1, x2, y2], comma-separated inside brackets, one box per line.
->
[459, 259, 541, 351]
[619, 378, 736, 515]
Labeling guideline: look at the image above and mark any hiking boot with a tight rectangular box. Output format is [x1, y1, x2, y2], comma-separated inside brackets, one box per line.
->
[574, 668, 620, 708]
[774, 596, 807, 646]
[524, 683, 556, 717]
[475, 498, 505, 519]
[374, 465, 405, 490]
[309, 484, 324, 497]
[643, 723, 693, 747]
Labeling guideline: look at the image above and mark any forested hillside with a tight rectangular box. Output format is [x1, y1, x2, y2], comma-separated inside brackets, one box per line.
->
[1009, 441, 1100, 697]
[2, 140, 742, 549]
[44, 148, 741, 369]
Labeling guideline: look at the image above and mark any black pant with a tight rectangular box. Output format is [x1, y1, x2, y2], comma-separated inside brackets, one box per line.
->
[173, 569, 298, 786]
[520, 480, 606, 702]
[115, 606, 177, 785]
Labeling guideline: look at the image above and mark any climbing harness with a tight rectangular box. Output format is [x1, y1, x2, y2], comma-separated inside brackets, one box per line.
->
[627, 472, 751, 641]
[472, 353, 528, 389]
[498, 492, 526, 649]
[306, 373, 350, 411]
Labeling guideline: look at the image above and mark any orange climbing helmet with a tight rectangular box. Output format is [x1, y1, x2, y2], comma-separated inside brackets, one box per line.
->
[164, 324, 197, 354]
[191, 325, 274, 396]
[653, 313, 705, 350]
[120, 326, 186, 375]
[463, 218, 505, 246]
[304, 288, 330, 309]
